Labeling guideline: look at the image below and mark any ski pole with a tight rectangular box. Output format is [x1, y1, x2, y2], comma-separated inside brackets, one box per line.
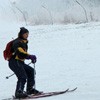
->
[6, 73, 15, 79]
[6, 62, 32, 79]
[34, 63, 36, 89]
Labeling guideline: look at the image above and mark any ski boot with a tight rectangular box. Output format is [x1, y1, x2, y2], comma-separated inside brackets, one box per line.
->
[15, 90, 28, 98]
[27, 88, 42, 95]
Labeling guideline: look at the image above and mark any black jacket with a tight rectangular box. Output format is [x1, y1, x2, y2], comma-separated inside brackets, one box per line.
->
[12, 38, 29, 61]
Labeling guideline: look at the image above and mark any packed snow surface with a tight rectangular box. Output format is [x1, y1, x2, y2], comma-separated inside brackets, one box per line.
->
[0, 22, 100, 100]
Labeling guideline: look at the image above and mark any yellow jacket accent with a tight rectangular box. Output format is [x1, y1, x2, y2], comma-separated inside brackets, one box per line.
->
[18, 47, 28, 54]
[15, 47, 29, 61]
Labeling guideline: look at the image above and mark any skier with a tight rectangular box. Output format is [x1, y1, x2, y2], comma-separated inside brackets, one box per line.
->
[8, 27, 41, 98]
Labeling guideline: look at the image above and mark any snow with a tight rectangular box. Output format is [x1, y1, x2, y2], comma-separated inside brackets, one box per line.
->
[0, 22, 100, 100]
[1, 0, 100, 24]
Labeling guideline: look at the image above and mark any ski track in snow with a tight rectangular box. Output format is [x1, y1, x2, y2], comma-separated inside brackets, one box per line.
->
[0, 22, 100, 100]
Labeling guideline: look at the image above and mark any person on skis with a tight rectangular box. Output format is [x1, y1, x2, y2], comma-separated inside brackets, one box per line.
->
[8, 27, 41, 98]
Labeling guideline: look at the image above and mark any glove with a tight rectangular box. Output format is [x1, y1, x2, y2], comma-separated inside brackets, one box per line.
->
[26, 55, 37, 63]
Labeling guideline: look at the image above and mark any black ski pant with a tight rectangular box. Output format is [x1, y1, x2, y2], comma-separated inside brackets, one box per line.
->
[9, 58, 35, 92]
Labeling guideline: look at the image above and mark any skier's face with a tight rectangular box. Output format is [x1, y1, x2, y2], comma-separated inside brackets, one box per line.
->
[22, 32, 29, 39]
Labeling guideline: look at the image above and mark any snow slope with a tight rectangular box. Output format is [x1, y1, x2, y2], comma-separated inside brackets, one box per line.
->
[1, 0, 100, 24]
[0, 22, 100, 100]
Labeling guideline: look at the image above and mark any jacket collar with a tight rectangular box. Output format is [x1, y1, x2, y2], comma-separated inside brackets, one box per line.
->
[18, 38, 28, 43]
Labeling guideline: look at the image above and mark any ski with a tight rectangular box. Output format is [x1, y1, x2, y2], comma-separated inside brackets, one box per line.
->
[67, 87, 77, 92]
[2, 87, 77, 100]
[27, 89, 69, 99]
[27, 87, 77, 99]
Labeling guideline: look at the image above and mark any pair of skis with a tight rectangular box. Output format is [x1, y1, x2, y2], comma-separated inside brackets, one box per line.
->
[2, 87, 77, 100]
[27, 87, 77, 99]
